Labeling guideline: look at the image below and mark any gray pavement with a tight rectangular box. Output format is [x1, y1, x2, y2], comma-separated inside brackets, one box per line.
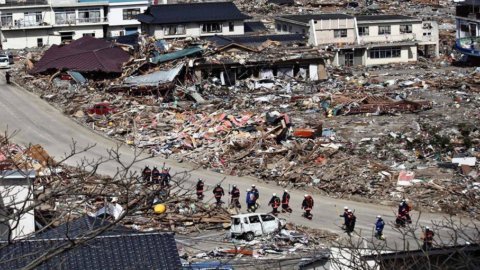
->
[0, 73, 475, 249]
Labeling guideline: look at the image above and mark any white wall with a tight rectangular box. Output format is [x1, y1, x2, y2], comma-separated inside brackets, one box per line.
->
[1, 25, 104, 49]
[365, 45, 416, 66]
[0, 180, 35, 240]
[108, 3, 147, 26]
[149, 20, 244, 39]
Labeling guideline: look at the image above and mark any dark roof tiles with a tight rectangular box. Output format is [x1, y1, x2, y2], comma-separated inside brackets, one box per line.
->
[138, 2, 251, 24]
[356, 15, 418, 21]
[31, 36, 131, 74]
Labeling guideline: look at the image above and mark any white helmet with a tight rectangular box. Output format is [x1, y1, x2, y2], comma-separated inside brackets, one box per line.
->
[347, 209, 352, 213]
[377, 215, 382, 219]
[304, 194, 308, 197]
[273, 193, 276, 196]
[344, 206, 348, 210]
[425, 226, 430, 230]
[251, 184, 256, 187]
[284, 189, 288, 193]
[246, 189, 251, 192]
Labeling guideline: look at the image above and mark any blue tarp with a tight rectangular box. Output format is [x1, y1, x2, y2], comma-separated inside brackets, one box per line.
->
[183, 261, 234, 270]
[149, 46, 203, 64]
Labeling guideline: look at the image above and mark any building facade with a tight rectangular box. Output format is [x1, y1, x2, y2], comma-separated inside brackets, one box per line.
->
[137, 2, 250, 39]
[275, 14, 439, 66]
[0, 0, 148, 49]
[454, 0, 480, 58]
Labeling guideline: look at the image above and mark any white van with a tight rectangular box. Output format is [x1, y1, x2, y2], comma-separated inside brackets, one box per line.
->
[230, 213, 286, 241]
[0, 53, 13, 68]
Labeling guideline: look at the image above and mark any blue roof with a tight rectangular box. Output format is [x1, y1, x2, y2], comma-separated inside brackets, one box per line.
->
[137, 2, 251, 24]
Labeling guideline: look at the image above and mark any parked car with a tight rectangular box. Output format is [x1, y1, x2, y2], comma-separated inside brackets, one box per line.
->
[87, 102, 117, 115]
[230, 213, 286, 241]
[0, 55, 10, 69]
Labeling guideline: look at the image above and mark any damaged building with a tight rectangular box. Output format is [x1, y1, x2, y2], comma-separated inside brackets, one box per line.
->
[275, 13, 439, 66]
[454, 0, 480, 59]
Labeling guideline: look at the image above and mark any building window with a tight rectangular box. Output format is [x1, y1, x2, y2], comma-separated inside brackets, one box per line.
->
[78, 8, 101, 23]
[60, 32, 74, 43]
[423, 22, 432, 29]
[276, 24, 281, 31]
[123, 8, 140, 20]
[229, 21, 234, 32]
[334, 29, 348, 38]
[302, 28, 306, 34]
[400, 24, 412, 34]
[37, 38, 43, 47]
[54, 9, 76, 25]
[125, 27, 138, 35]
[369, 47, 401, 58]
[83, 33, 95, 37]
[202, 22, 222, 33]
[378, 25, 391, 35]
[164, 24, 186, 36]
[358, 26, 369, 36]
[0, 13, 12, 27]
[460, 24, 469, 32]
[282, 24, 287, 31]
[24, 12, 42, 26]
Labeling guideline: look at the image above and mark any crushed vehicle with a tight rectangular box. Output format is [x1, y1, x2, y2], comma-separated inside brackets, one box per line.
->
[230, 213, 286, 241]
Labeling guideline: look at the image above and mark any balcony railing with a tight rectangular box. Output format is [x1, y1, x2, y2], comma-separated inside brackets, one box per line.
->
[55, 17, 108, 25]
[455, 36, 480, 57]
[0, 0, 48, 7]
[358, 33, 417, 44]
[0, 21, 50, 29]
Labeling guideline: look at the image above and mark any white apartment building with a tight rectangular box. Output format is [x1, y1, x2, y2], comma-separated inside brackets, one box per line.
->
[0, 0, 148, 49]
[275, 14, 439, 66]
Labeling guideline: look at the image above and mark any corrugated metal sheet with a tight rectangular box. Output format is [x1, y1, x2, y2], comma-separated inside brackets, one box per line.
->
[124, 65, 183, 86]
[149, 47, 203, 64]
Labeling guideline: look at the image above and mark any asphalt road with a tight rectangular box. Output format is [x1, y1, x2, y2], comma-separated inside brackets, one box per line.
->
[0, 74, 475, 249]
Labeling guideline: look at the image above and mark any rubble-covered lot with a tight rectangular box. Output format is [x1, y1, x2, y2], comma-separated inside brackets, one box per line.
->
[6, 0, 480, 221]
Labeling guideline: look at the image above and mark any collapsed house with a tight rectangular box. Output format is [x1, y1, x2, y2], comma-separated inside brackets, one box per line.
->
[30, 36, 131, 75]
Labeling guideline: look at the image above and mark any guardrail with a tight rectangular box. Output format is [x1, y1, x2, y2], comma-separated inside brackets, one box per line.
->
[454, 36, 480, 57]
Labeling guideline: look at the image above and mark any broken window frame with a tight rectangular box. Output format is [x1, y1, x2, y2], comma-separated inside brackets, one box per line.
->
[358, 26, 369, 36]
[201, 22, 222, 33]
[24, 12, 43, 27]
[54, 9, 76, 25]
[0, 13, 12, 27]
[164, 24, 186, 36]
[123, 8, 140, 20]
[378, 25, 391, 35]
[369, 47, 401, 59]
[260, 214, 276, 222]
[334, 29, 348, 38]
[78, 8, 101, 24]
[400, 24, 413, 34]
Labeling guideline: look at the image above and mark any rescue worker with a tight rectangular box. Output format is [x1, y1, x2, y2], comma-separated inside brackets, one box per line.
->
[251, 184, 259, 200]
[339, 206, 349, 229]
[142, 166, 151, 182]
[281, 189, 292, 213]
[212, 184, 225, 206]
[196, 179, 204, 200]
[229, 185, 241, 208]
[396, 208, 408, 227]
[301, 194, 314, 220]
[160, 168, 171, 187]
[268, 193, 281, 215]
[151, 167, 160, 184]
[398, 199, 412, 224]
[5, 71, 11, 84]
[422, 226, 434, 250]
[346, 209, 356, 233]
[375, 215, 385, 240]
[246, 189, 257, 212]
